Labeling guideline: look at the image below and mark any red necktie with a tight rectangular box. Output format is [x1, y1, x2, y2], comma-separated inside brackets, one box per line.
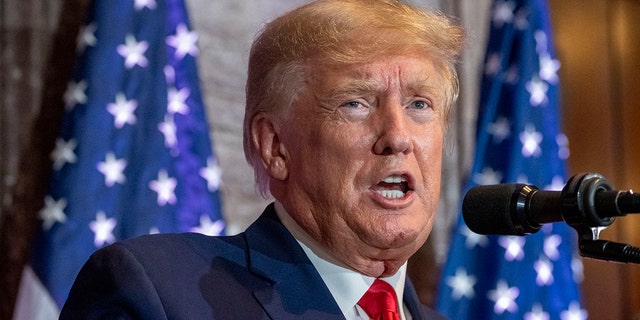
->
[357, 279, 401, 320]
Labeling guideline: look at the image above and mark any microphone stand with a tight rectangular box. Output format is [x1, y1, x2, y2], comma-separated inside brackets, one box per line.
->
[561, 173, 640, 264]
[580, 239, 640, 264]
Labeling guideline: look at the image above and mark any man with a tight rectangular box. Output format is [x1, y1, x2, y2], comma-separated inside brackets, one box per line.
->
[60, 0, 464, 319]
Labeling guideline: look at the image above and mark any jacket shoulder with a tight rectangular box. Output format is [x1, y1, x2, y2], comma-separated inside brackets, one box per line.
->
[61, 232, 253, 319]
[116, 232, 246, 263]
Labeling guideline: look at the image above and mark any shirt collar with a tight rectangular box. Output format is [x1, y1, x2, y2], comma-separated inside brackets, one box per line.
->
[274, 201, 408, 319]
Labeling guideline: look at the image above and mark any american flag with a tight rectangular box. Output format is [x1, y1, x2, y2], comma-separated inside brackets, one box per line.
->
[30, 0, 224, 308]
[436, 0, 587, 319]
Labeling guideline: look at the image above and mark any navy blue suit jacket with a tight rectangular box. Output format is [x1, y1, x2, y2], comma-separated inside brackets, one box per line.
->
[60, 203, 445, 319]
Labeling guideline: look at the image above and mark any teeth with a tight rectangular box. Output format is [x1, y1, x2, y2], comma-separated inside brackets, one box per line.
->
[377, 175, 408, 199]
[383, 176, 406, 183]
[378, 190, 406, 199]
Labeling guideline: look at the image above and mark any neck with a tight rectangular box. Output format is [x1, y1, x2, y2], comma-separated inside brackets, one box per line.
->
[274, 201, 406, 277]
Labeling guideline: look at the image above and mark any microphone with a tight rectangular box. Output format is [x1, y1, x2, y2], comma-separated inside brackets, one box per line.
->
[462, 177, 640, 236]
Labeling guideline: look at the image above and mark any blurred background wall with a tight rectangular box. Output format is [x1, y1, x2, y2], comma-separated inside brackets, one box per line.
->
[1, 0, 638, 319]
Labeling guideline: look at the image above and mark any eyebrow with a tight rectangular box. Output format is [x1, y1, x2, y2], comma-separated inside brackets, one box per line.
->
[326, 78, 384, 98]
[406, 78, 440, 97]
[319, 74, 441, 105]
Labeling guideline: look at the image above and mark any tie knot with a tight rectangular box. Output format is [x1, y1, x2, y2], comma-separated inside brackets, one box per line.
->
[357, 279, 400, 320]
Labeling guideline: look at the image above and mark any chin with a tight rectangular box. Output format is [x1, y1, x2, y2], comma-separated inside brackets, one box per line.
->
[371, 223, 427, 250]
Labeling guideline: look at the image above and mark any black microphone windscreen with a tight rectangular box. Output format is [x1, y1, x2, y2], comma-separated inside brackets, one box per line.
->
[462, 184, 523, 236]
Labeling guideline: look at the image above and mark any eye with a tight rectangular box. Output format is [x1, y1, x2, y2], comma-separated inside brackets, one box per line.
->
[406, 98, 438, 124]
[342, 101, 362, 108]
[337, 99, 370, 121]
[410, 100, 429, 109]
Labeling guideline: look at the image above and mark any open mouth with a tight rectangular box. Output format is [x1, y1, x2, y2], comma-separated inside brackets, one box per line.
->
[373, 175, 411, 199]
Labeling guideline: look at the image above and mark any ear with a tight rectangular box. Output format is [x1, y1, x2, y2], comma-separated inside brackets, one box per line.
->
[251, 113, 289, 181]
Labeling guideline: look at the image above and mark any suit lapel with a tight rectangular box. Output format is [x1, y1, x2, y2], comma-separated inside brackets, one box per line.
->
[403, 279, 425, 320]
[244, 204, 345, 320]
[403, 279, 445, 320]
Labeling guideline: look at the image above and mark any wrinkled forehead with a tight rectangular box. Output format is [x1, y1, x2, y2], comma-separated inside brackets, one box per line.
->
[304, 54, 447, 98]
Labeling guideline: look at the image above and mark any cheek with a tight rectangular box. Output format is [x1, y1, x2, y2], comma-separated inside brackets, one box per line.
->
[418, 128, 444, 165]
[307, 124, 372, 165]
[288, 125, 358, 187]
[416, 129, 444, 198]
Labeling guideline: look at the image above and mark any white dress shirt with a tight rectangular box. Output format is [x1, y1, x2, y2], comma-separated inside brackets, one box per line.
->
[274, 201, 412, 320]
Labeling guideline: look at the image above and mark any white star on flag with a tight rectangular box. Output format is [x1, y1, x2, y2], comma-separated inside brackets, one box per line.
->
[485, 53, 502, 76]
[51, 138, 77, 170]
[545, 176, 565, 191]
[526, 77, 549, 106]
[200, 157, 222, 192]
[167, 87, 190, 115]
[473, 167, 503, 186]
[488, 280, 520, 314]
[535, 257, 554, 285]
[446, 268, 477, 300]
[499, 236, 526, 261]
[166, 23, 199, 59]
[158, 114, 178, 150]
[107, 93, 138, 129]
[514, 8, 530, 30]
[534, 30, 549, 55]
[63, 80, 87, 110]
[524, 304, 550, 320]
[505, 64, 520, 84]
[516, 174, 530, 184]
[520, 125, 543, 158]
[488, 116, 511, 143]
[89, 211, 117, 247]
[134, 0, 157, 10]
[493, 1, 515, 27]
[76, 23, 97, 53]
[97, 152, 127, 187]
[149, 169, 177, 206]
[190, 215, 225, 236]
[557, 133, 570, 160]
[539, 54, 560, 83]
[117, 34, 149, 69]
[543, 234, 562, 260]
[560, 301, 588, 320]
[461, 225, 489, 249]
[39, 196, 67, 230]
[164, 65, 176, 84]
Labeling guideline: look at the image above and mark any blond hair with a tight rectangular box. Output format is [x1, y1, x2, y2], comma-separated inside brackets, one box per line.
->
[243, 0, 465, 197]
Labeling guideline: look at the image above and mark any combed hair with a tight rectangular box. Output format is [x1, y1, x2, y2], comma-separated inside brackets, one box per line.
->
[243, 0, 466, 197]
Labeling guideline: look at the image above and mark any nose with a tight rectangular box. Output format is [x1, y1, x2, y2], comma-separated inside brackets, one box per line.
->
[372, 103, 413, 155]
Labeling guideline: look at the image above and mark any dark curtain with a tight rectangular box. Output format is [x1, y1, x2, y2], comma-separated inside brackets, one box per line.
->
[0, 0, 89, 317]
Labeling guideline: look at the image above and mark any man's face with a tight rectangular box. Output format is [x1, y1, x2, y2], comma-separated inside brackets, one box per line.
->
[276, 54, 445, 277]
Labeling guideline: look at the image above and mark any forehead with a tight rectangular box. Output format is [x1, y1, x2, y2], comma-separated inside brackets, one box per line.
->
[307, 55, 444, 94]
